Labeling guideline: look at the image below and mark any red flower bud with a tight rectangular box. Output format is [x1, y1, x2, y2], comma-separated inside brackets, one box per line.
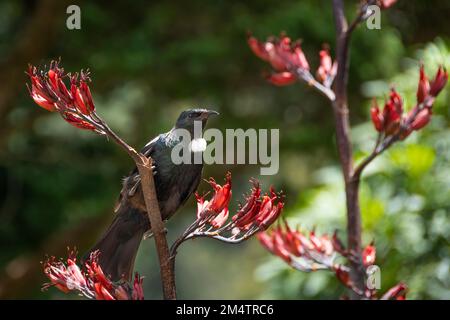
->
[429, 66, 448, 97]
[247, 35, 270, 62]
[291, 44, 309, 70]
[30, 89, 56, 111]
[195, 193, 210, 219]
[265, 42, 288, 71]
[257, 232, 274, 252]
[362, 242, 376, 267]
[27, 66, 57, 112]
[258, 202, 284, 231]
[255, 195, 273, 224]
[383, 89, 403, 135]
[47, 69, 59, 91]
[132, 273, 144, 300]
[266, 72, 296, 86]
[316, 49, 335, 83]
[370, 100, 384, 132]
[388, 88, 403, 115]
[272, 229, 292, 263]
[207, 172, 232, 213]
[233, 184, 262, 230]
[417, 65, 430, 104]
[332, 231, 346, 255]
[320, 235, 334, 256]
[63, 112, 97, 131]
[309, 230, 322, 251]
[210, 208, 229, 228]
[410, 107, 432, 131]
[232, 181, 260, 221]
[334, 265, 352, 288]
[282, 222, 302, 256]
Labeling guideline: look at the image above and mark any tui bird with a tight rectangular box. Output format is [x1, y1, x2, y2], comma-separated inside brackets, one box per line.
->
[85, 108, 219, 281]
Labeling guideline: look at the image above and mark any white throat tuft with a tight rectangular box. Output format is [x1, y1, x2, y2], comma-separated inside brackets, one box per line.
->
[189, 138, 207, 153]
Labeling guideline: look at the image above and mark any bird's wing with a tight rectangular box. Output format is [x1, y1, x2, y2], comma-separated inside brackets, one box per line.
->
[114, 135, 161, 213]
[141, 135, 160, 157]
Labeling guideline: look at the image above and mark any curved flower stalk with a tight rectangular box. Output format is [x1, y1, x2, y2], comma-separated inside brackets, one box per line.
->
[170, 173, 284, 257]
[248, 33, 337, 100]
[258, 221, 406, 300]
[42, 249, 144, 300]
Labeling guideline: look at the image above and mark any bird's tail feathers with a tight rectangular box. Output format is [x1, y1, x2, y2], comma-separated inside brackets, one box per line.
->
[83, 206, 148, 282]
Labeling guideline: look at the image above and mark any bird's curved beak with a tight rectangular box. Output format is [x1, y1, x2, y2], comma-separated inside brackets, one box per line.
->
[201, 110, 219, 119]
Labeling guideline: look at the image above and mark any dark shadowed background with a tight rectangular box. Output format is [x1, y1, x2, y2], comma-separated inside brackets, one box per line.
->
[0, 0, 449, 299]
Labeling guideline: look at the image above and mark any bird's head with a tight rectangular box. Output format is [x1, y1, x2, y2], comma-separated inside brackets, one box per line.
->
[174, 108, 219, 131]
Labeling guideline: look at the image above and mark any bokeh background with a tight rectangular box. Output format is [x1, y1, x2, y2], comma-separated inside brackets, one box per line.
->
[0, 0, 449, 299]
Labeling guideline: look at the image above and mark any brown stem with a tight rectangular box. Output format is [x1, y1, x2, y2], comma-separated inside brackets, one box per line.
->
[352, 133, 383, 180]
[97, 116, 177, 299]
[332, 0, 366, 298]
[136, 159, 177, 299]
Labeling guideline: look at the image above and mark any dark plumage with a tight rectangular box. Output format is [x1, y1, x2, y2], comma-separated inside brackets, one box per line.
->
[85, 108, 218, 281]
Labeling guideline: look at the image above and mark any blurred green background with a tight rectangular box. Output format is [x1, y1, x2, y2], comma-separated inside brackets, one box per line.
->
[0, 0, 449, 299]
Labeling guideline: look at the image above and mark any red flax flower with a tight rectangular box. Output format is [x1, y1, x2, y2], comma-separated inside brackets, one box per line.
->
[370, 65, 447, 139]
[27, 60, 106, 134]
[362, 242, 376, 267]
[257, 222, 340, 272]
[42, 249, 144, 300]
[258, 221, 407, 299]
[178, 173, 283, 245]
[247, 33, 336, 88]
[417, 65, 430, 104]
[206, 172, 232, 214]
[316, 48, 337, 85]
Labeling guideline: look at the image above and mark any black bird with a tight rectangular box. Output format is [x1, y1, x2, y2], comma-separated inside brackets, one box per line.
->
[85, 108, 218, 281]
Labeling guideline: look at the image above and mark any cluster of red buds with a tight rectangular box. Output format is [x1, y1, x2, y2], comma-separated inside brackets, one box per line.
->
[370, 66, 448, 141]
[257, 222, 406, 299]
[247, 33, 337, 88]
[27, 61, 106, 134]
[258, 222, 338, 271]
[42, 249, 144, 300]
[171, 173, 284, 252]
